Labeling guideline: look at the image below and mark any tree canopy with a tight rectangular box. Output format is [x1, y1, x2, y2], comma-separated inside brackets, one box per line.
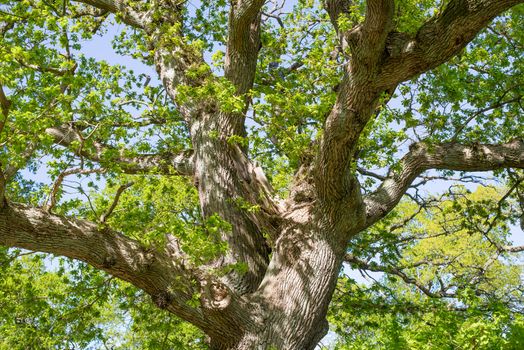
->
[0, 0, 523, 349]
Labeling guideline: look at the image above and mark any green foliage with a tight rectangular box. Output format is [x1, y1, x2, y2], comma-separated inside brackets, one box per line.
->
[83, 175, 230, 266]
[249, 0, 340, 189]
[0, 248, 206, 349]
[330, 187, 524, 349]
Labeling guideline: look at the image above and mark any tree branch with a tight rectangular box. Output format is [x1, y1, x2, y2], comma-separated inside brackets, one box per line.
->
[0, 203, 260, 342]
[73, 0, 148, 28]
[324, 0, 352, 33]
[364, 139, 524, 227]
[357, 167, 386, 181]
[0, 202, 204, 327]
[225, 0, 265, 132]
[15, 58, 77, 76]
[315, 1, 395, 204]
[451, 95, 522, 141]
[0, 84, 11, 119]
[378, 0, 524, 89]
[503, 245, 524, 253]
[46, 126, 194, 176]
[45, 168, 107, 212]
[344, 253, 454, 298]
[357, 0, 395, 59]
[99, 181, 134, 223]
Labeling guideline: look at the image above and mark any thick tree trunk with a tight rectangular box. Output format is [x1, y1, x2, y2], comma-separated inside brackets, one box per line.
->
[206, 248, 338, 348]
[204, 234, 346, 349]
[202, 189, 366, 349]
[190, 109, 279, 294]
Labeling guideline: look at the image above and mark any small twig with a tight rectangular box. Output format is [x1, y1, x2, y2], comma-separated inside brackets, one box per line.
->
[262, 11, 284, 27]
[45, 168, 106, 212]
[15, 58, 76, 76]
[480, 177, 523, 250]
[345, 253, 453, 298]
[100, 182, 134, 223]
[78, 185, 98, 217]
[450, 96, 522, 141]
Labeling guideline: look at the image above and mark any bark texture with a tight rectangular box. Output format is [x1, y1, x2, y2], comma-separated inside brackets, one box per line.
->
[2, 0, 524, 349]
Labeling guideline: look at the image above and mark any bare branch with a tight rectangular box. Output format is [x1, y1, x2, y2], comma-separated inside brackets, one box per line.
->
[344, 253, 454, 298]
[357, 167, 386, 181]
[451, 96, 522, 141]
[45, 168, 107, 212]
[100, 181, 134, 223]
[46, 125, 194, 176]
[364, 139, 524, 227]
[262, 11, 284, 28]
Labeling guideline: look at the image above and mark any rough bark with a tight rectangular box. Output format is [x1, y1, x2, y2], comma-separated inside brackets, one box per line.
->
[364, 140, 524, 227]
[0, 203, 204, 326]
[74, 0, 148, 28]
[378, 0, 524, 89]
[190, 111, 278, 294]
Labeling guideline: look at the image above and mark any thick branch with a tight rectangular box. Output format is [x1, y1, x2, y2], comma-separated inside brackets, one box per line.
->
[149, 7, 208, 122]
[74, 0, 148, 28]
[357, 0, 395, 59]
[0, 84, 11, 118]
[315, 1, 395, 204]
[46, 126, 194, 176]
[225, 0, 264, 133]
[324, 0, 352, 32]
[364, 139, 524, 227]
[235, 0, 266, 23]
[0, 202, 204, 326]
[378, 0, 524, 89]
[503, 245, 524, 253]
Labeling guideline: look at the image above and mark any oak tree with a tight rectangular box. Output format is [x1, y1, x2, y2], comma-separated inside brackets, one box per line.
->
[1, 0, 524, 349]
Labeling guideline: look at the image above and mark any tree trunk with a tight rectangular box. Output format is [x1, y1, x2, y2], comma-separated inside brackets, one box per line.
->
[201, 188, 366, 349]
[184, 93, 369, 347]
[204, 231, 347, 349]
[190, 109, 275, 294]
